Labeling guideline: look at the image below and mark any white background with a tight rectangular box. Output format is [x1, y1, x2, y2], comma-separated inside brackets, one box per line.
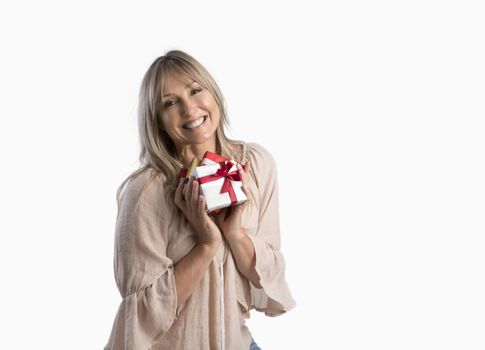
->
[0, 1, 484, 349]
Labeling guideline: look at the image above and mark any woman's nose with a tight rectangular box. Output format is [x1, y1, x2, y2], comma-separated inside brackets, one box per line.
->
[182, 99, 199, 119]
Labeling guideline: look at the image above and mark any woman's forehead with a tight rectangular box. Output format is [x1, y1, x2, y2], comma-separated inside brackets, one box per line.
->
[162, 72, 195, 92]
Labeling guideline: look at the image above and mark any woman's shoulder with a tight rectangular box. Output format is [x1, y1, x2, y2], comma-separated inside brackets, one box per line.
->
[118, 168, 165, 210]
[225, 140, 275, 166]
[243, 141, 277, 168]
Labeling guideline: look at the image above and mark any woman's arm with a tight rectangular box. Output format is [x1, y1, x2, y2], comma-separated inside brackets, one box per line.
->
[237, 143, 296, 316]
[173, 241, 221, 307]
[226, 230, 263, 288]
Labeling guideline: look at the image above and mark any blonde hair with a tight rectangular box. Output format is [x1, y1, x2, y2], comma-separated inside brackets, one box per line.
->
[116, 50, 244, 210]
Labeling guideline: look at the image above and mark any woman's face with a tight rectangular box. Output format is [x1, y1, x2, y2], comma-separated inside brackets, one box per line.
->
[161, 74, 220, 150]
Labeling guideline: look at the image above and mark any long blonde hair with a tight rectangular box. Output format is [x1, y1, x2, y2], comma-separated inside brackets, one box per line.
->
[116, 50, 244, 210]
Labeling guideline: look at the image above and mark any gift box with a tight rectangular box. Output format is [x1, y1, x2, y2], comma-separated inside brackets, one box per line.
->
[178, 151, 247, 213]
[195, 151, 247, 212]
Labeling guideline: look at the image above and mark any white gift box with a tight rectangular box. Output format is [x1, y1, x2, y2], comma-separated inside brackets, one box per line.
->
[193, 161, 247, 213]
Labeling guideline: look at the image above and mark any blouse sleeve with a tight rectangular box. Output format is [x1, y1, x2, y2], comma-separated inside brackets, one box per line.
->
[104, 173, 180, 350]
[245, 143, 297, 317]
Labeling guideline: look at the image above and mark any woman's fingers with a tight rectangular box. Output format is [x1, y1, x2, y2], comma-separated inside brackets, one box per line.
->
[198, 194, 208, 220]
[231, 191, 246, 217]
[238, 161, 251, 186]
[185, 176, 194, 205]
[174, 177, 185, 209]
[237, 161, 253, 203]
[237, 163, 245, 182]
[191, 179, 199, 213]
[241, 182, 253, 205]
[213, 208, 226, 229]
[241, 161, 251, 179]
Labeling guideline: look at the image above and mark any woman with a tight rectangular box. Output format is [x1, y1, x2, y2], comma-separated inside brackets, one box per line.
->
[104, 50, 296, 350]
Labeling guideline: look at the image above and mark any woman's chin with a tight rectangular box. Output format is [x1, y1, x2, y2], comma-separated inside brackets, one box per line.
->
[185, 131, 215, 145]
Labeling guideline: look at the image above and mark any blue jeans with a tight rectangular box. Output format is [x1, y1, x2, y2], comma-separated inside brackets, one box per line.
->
[250, 337, 262, 350]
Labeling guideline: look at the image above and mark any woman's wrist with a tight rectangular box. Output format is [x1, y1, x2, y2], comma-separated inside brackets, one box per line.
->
[197, 238, 222, 253]
[224, 229, 246, 244]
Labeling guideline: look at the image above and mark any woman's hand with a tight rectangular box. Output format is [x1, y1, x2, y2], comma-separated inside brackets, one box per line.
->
[175, 176, 223, 247]
[213, 161, 253, 240]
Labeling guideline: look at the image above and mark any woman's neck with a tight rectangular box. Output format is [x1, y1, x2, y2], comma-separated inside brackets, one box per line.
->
[176, 140, 218, 168]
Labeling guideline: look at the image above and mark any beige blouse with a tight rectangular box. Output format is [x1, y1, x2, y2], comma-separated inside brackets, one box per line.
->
[104, 142, 296, 350]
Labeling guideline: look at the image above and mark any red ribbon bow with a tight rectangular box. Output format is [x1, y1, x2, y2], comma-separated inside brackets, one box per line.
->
[198, 161, 242, 204]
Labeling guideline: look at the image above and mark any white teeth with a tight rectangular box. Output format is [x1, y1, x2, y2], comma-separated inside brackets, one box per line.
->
[184, 116, 205, 129]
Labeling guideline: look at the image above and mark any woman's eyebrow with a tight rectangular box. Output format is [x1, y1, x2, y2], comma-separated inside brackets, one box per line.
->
[163, 81, 196, 98]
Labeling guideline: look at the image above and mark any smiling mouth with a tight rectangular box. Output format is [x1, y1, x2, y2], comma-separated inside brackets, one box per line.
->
[183, 115, 207, 130]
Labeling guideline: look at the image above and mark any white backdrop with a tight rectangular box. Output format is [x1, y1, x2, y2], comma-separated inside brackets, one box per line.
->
[0, 1, 484, 349]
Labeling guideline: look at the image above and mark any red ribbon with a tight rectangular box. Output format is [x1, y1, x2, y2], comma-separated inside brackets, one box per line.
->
[202, 151, 228, 163]
[178, 151, 246, 178]
[197, 161, 242, 204]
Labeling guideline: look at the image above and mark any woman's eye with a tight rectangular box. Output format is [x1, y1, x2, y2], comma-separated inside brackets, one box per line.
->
[164, 89, 201, 107]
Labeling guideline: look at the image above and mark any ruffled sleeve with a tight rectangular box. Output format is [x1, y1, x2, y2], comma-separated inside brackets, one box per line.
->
[104, 171, 180, 350]
[245, 143, 297, 317]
